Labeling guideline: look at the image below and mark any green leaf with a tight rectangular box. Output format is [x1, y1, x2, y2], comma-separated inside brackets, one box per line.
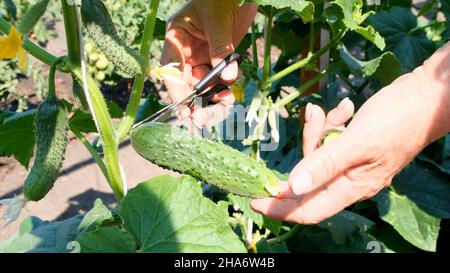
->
[317, 210, 374, 245]
[256, 239, 289, 253]
[69, 109, 97, 133]
[76, 226, 136, 253]
[0, 215, 82, 253]
[17, 0, 49, 35]
[339, 45, 402, 86]
[0, 109, 36, 168]
[228, 194, 282, 235]
[77, 198, 113, 233]
[373, 189, 440, 252]
[0, 200, 116, 253]
[244, 0, 315, 23]
[369, 7, 436, 71]
[120, 175, 246, 253]
[133, 16, 167, 44]
[392, 160, 450, 219]
[134, 93, 165, 123]
[371, 224, 418, 253]
[288, 224, 389, 253]
[331, 0, 385, 50]
[272, 18, 307, 69]
[106, 100, 124, 119]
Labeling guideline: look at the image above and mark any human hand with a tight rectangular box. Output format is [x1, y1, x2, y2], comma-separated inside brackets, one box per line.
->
[251, 52, 450, 224]
[161, 0, 257, 125]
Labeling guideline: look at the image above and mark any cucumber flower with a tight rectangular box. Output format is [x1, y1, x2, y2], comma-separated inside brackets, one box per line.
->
[231, 82, 245, 102]
[149, 62, 182, 82]
[0, 26, 28, 72]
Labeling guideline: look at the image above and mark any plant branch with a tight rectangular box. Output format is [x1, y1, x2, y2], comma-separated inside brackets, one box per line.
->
[273, 68, 330, 108]
[267, 224, 301, 245]
[71, 127, 110, 182]
[117, 0, 160, 141]
[308, 21, 315, 56]
[47, 56, 66, 98]
[261, 8, 274, 87]
[61, 1, 81, 67]
[61, 0, 124, 199]
[72, 69, 125, 199]
[251, 23, 259, 68]
[266, 31, 345, 86]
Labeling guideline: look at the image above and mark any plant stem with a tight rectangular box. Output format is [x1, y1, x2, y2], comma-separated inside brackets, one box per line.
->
[261, 8, 274, 87]
[117, 0, 160, 141]
[308, 21, 315, 56]
[251, 23, 259, 68]
[61, 0, 124, 199]
[410, 20, 445, 34]
[47, 56, 66, 98]
[273, 68, 329, 108]
[61, 1, 81, 67]
[73, 69, 125, 199]
[251, 142, 260, 160]
[267, 224, 301, 245]
[71, 127, 110, 182]
[266, 31, 345, 86]
[0, 15, 60, 68]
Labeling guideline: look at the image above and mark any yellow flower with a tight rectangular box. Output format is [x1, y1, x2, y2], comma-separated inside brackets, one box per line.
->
[148, 62, 182, 81]
[0, 26, 28, 72]
[232, 82, 245, 102]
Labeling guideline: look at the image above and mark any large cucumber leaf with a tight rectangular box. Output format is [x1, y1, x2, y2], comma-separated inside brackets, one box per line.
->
[373, 189, 441, 252]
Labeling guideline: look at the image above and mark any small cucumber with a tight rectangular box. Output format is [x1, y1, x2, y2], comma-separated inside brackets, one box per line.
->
[80, 0, 145, 77]
[24, 97, 69, 201]
[131, 123, 280, 198]
[321, 129, 343, 146]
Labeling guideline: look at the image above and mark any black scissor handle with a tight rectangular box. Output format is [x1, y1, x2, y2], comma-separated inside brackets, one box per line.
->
[193, 53, 241, 94]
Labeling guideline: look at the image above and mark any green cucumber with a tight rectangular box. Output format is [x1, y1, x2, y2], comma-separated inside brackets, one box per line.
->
[321, 129, 343, 146]
[80, 0, 145, 77]
[23, 97, 69, 201]
[130, 123, 280, 198]
[17, 0, 49, 35]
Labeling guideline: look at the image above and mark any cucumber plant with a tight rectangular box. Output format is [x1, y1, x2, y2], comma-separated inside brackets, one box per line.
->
[0, 0, 450, 253]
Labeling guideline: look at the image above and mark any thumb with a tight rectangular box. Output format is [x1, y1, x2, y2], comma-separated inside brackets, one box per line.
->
[288, 135, 362, 196]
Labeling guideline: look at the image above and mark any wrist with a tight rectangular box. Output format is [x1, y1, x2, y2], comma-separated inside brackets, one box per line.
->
[419, 41, 450, 143]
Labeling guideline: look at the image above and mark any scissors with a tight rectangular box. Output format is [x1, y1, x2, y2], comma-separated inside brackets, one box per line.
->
[133, 53, 241, 128]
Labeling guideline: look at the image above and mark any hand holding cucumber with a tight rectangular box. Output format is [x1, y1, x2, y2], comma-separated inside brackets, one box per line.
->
[252, 42, 450, 224]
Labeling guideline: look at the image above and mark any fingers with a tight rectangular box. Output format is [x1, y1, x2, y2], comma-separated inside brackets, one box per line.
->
[251, 176, 360, 224]
[324, 98, 355, 131]
[190, 90, 235, 127]
[303, 103, 326, 157]
[161, 28, 187, 67]
[210, 89, 235, 106]
[302, 99, 355, 157]
[288, 133, 361, 196]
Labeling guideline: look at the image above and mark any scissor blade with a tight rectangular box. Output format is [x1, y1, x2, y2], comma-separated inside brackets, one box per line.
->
[134, 91, 197, 127]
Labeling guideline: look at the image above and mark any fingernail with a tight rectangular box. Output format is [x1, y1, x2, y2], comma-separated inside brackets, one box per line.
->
[338, 97, 350, 109]
[305, 103, 313, 122]
[292, 170, 313, 195]
[221, 61, 238, 81]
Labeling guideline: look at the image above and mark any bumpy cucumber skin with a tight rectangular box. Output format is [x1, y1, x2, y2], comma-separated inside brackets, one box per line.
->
[81, 0, 144, 77]
[17, 0, 50, 35]
[131, 123, 280, 198]
[24, 98, 69, 201]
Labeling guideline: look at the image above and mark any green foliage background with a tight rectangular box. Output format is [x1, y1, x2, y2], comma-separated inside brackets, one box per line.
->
[1, 0, 450, 253]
